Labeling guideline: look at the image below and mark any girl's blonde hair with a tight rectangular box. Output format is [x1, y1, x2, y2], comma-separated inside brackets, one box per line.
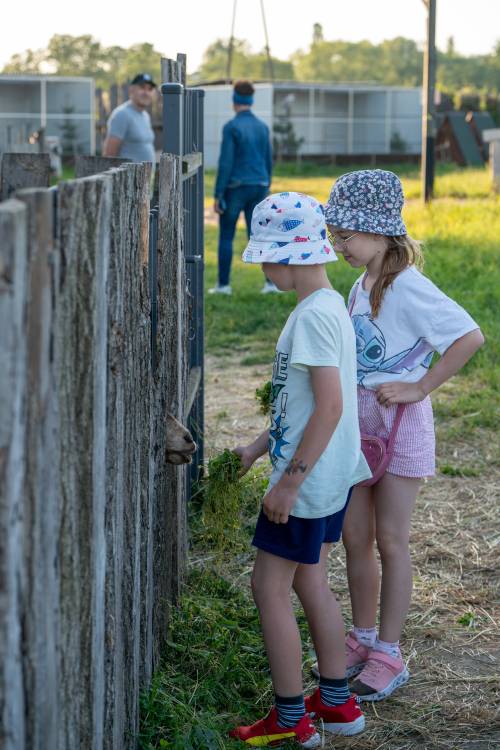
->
[370, 235, 424, 317]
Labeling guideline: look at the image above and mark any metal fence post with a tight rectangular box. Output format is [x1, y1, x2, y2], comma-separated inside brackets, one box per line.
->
[191, 89, 205, 487]
[162, 83, 183, 157]
[161, 74, 205, 499]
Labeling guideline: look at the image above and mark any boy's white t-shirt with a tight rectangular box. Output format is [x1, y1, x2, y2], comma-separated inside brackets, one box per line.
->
[348, 266, 479, 389]
[267, 288, 371, 519]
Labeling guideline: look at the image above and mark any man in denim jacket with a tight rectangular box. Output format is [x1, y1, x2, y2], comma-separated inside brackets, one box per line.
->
[210, 80, 277, 295]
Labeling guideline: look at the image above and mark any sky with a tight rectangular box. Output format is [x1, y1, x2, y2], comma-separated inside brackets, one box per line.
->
[1, 0, 499, 73]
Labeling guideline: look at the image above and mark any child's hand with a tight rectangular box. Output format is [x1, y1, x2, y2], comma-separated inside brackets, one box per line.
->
[263, 484, 298, 524]
[233, 445, 256, 477]
[376, 381, 427, 406]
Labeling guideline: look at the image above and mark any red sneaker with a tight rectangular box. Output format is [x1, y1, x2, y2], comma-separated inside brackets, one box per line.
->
[229, 707, 321, 747]
[305, 688, 365, 736]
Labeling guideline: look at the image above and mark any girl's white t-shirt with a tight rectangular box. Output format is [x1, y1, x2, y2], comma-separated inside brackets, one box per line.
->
[348, 266, 479, 389]
[267, 288, 371, 519]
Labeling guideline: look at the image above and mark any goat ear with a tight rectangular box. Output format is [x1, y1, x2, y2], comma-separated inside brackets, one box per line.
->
[166, 411, 184, 428]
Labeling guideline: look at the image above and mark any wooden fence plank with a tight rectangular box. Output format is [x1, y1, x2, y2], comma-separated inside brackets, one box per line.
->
[15, 188, 59, 750]
[56, 174, 111, 749]
[161, 57, 183, 85]
[75, 155, 131, 178]
[0, 199, 28, 750]
[156, 152, 188, 613]
[103, 161, 152, 749]
[0, 154, 50, 200]
[182, 152, 203, 179]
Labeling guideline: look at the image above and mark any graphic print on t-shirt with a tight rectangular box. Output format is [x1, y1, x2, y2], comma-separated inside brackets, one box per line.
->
[269, 351, 290, 467]
[352, 313, 433, 385]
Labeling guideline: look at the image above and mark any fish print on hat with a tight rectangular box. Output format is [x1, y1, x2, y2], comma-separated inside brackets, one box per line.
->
[242, 191, 338, 266]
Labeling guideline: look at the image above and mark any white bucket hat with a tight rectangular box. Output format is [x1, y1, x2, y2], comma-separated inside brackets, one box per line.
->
[242, 191, 337, 265]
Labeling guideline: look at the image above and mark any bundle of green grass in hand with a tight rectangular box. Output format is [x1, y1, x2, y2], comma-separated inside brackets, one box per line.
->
[255, 380, 272, 415]
[200, 450, 251, 556]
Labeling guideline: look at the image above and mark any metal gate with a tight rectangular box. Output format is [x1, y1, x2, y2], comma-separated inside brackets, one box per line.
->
[160, 64, 205, 493]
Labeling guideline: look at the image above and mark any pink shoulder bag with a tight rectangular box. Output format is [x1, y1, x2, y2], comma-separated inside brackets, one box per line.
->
[348, 280, 406, 487]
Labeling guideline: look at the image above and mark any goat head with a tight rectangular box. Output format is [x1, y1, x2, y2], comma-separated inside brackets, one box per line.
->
[166, 412, 197, 465]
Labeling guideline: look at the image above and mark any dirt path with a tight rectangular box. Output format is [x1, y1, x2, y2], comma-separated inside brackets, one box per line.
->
[205, 353, 500, 750]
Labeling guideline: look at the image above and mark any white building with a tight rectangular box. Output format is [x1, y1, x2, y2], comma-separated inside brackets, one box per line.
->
[203, 82, 422, 169]
[0, 75, 95, 155]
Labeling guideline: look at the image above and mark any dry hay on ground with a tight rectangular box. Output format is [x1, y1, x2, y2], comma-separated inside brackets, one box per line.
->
[203, 355, 500, 749]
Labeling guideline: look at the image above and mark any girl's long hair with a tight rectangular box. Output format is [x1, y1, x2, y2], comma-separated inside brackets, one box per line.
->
[370, 235, 424, 317]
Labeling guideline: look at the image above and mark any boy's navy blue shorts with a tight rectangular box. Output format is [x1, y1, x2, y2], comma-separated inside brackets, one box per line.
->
[252, 489, 352, 565]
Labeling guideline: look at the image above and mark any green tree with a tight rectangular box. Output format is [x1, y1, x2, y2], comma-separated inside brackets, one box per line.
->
[292, 29, 421, 85]
[120, 43, 163, 84]
[45, 34, 103, 77]
[191, 37, 294, 82]
[273, 98, 304, 160]
[2, 47, 48, 75]
[291, 25, 499, 93]
[380, 37, 422, 86]
[3, 30, 498, 95]
[1, 34, 165, 88]
[60, 106, 78, 157]
[312, 23, 324, 45]
[437, 41, 500, 91]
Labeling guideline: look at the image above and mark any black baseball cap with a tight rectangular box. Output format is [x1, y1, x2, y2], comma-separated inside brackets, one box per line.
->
[130, 73, 157, 87]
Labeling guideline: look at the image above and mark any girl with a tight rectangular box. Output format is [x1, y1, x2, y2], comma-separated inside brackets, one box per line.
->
[324, 169, 484, 701]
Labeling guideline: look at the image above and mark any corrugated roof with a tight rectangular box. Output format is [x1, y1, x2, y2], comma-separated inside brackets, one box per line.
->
[196, 80, 420, 93]
[446, 112, 484, 166]
[469, 111, 496, 136]
[0, 74, 94, 83]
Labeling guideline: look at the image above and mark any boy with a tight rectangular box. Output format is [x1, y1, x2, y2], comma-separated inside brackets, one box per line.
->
[230, 192, 371, 746]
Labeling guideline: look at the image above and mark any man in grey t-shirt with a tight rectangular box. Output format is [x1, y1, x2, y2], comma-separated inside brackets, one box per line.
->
[103, 73, 156, 164]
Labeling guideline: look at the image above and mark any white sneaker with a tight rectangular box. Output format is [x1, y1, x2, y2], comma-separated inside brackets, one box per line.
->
[261, 281, 280, 294]
[208, 284, 232, 295]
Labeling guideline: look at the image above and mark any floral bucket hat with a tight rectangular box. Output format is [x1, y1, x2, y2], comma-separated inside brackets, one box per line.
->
[324, 169, 407, 236]
[242, 191, 337, 265]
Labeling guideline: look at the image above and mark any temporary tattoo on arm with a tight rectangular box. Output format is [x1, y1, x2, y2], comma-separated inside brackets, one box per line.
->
[285, 458, 308, 476]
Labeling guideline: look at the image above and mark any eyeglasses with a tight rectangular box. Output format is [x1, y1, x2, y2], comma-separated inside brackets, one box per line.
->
[328, 230, 360, 249]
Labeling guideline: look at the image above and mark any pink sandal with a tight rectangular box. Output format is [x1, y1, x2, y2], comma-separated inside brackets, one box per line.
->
[351, 650, 410, 701]
[311, 631, 372, 679]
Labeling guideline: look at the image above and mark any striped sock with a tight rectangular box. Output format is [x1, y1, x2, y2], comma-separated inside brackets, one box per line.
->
[319, 676, 351, 707]
[275, 694, 305, 728]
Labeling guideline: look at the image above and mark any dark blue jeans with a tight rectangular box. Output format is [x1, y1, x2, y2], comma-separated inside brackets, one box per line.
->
[217, 184, 269, 286]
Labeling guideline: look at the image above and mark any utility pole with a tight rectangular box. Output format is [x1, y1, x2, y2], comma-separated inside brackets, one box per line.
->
[227, 0, 274, 83]
[260, 0, 275, 81]
[226, 0, 238, 83]
[421, 0, 437, 202]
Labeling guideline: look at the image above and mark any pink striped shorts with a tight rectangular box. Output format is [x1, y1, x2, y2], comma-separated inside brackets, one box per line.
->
[357, 387, 436, 478]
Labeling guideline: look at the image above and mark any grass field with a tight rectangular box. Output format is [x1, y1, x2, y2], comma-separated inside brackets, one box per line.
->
[140, 165, 499, 749]
[205, 163, 494, 205]
[205, 165, 499, 433]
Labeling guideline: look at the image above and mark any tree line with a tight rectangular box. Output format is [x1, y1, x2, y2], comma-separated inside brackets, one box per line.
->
[3, 25, 499, 99]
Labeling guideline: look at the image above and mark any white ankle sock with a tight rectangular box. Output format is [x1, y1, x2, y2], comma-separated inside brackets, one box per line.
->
[353, 626, 377, 648]
[373, 637, 401, 659]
